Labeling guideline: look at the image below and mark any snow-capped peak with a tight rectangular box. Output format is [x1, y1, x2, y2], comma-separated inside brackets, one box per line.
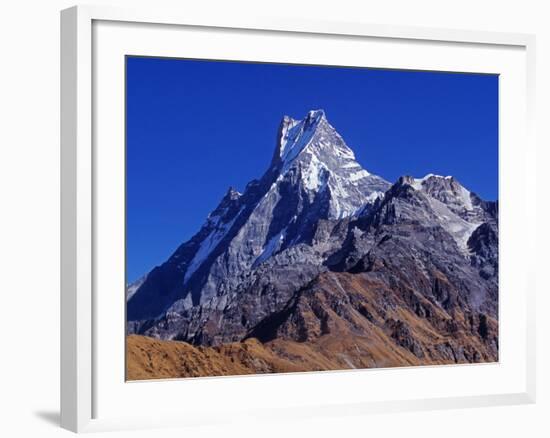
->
[407, 174, 473, 211]
[410, 174, 452, 191]
[272, 109, 360, 173]
[268, 110, 391, 219]
[273, 109, 329, 165]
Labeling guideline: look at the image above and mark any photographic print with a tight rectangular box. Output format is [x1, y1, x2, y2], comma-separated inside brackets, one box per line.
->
[125, 57, 498, 380]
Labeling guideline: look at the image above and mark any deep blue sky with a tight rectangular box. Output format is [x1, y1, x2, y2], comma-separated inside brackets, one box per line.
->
[126, 56, 498, 283]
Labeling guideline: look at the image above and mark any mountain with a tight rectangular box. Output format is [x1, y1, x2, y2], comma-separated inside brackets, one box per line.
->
[126, 110, 498, 376]
[127, 109, 389, 322]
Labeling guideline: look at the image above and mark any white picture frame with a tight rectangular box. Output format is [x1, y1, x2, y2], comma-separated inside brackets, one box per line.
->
[60, 4, 537, 433]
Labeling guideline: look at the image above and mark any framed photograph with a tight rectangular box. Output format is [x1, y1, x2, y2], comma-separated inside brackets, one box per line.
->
[61, 5, 536, 432]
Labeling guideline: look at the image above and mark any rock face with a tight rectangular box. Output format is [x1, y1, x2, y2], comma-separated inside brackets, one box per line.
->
[127, 109, 498, 375]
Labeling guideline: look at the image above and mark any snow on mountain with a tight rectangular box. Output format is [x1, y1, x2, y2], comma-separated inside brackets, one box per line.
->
[402, 174, 495, 254]
[183, 205, 245, 284]
[424, 195, 481, 253]
[126, 275, 147, 301]
[254, 227, 287, 267]
[276, 110, 355, 171]
[411, 174, 477, 216]
[272, 109, 389, 219]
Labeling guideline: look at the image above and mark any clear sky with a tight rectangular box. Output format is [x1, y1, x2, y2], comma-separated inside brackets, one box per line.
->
[126, 56, 498, 283]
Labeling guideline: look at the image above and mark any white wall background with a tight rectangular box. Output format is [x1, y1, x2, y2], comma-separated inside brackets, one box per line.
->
[0, 0, 547, 436]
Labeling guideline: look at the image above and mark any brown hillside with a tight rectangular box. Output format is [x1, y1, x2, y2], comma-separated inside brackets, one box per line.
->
[127, 272, 497, 380]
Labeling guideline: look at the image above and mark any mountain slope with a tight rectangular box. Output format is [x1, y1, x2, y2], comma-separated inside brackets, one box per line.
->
[127, 270, 497, 379]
